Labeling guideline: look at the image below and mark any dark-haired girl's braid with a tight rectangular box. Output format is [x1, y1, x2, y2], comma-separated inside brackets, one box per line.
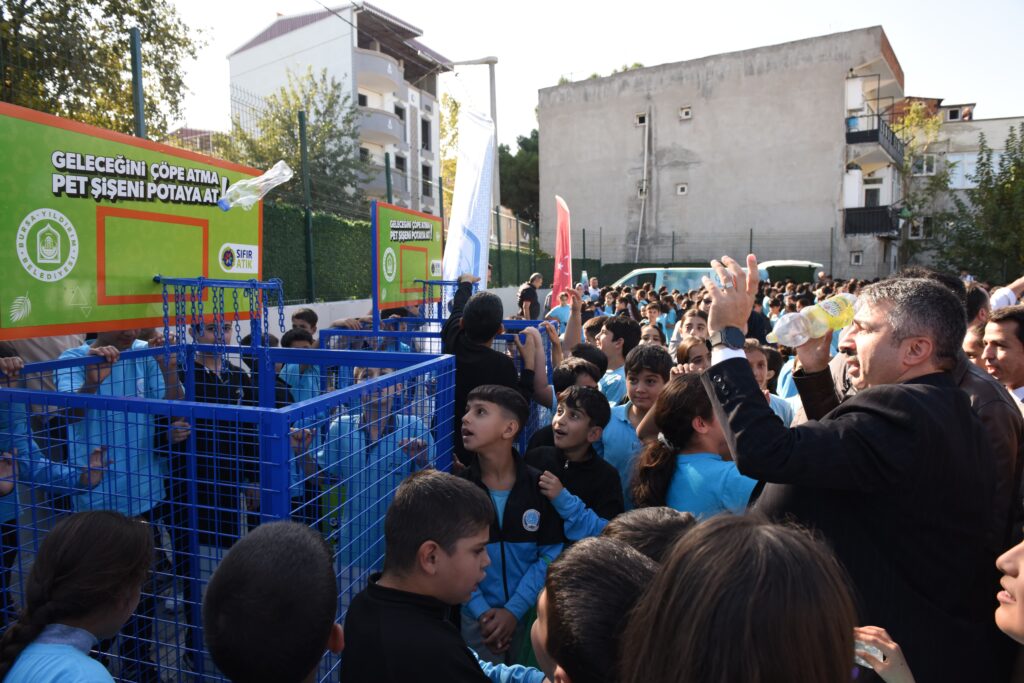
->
[631, 439, 679, 508]
[0, 595, 63, 679]
[0, 511, 154, 680]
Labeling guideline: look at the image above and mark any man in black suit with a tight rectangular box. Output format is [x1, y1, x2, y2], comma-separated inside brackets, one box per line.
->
[700, 254, 999, 682]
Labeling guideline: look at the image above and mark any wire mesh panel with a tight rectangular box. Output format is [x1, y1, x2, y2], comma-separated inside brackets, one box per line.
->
[0, 344, 454, 682]
[413, 279, 473, 322]
[320, 318, 559, 452]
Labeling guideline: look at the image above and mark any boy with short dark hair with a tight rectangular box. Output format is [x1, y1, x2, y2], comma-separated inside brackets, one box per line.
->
[291, 308, 319, 339]
[601, 506, 697, 563]
[642, 301, 670, 341]
[203, 521, 344, 683]
[596, 344, 672, 506]
[443, 274, 536, 465]
[595, 317, 641, 404]
[526, 358, 603, 451]
[530, 537, 657, 683]
[460, 385, 565, 664]
[279, 328, 319, 403]
[568, 343, 608, 376]
[340, 470, 544, 683]
[582, 316, 607, 345]
[552, 357, 602, 391]
[526, 386, 623, 541]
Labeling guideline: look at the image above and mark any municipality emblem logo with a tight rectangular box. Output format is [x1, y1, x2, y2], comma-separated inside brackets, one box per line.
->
[221, 246, 235, 269]
[522, 508, 541, 532]
[16, 209, 79, 282]
[382, 247, 398, 283]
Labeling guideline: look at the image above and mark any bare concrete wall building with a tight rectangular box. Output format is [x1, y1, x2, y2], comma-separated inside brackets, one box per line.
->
[538, 26, 906, 279]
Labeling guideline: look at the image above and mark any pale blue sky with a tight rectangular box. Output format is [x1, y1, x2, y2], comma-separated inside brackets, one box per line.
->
[175, 0, 1024, 147]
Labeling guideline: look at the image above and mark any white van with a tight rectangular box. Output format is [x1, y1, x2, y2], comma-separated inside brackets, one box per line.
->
[611, 266, 769, 293]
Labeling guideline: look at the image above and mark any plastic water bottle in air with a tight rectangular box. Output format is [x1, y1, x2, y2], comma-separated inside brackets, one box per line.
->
[217, 160, 294, 211]
[767, 293, 857, 347]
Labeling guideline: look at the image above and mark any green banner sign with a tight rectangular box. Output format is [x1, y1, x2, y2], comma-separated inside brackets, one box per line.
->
[373, 201, 443, 312]
[0, 102, 262, 340]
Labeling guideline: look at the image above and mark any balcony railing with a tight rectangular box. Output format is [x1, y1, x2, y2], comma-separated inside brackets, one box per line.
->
[845, 114, 905, 167]
[844, 205, 899, 236]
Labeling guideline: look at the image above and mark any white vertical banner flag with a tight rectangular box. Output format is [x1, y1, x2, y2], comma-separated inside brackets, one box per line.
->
[442, 107, 495, 287]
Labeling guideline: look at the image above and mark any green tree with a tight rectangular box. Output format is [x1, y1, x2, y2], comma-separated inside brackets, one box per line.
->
[217, 67, 368, 215]
[891, 101, 957, 265]
[1, 0, 200, 137]
[933, 125, 1024, 281]
[499, 128, 539, 224]
[439, 93, 460, 221]
[610, 63, 644, 75]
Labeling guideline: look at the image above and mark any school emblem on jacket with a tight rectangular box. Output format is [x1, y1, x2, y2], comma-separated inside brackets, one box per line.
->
[522, 508, 540, 532]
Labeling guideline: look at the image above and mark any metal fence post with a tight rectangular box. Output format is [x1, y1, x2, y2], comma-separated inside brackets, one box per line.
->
[298, 111, 315, 301]
[829, 225, 835, 276]
[582, 228, 587, 263]
[515, 216, 521, 285]
[531, 221, 537, 275]
[129, 28, 146, 138]
[496, 207, 503, 285]
[672, 232, 676, 261]
[385, 152, 393, 204]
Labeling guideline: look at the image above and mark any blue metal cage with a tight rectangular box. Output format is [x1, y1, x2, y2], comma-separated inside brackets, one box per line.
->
[319, 318, 559, 453]
[0, 343, 454, 682]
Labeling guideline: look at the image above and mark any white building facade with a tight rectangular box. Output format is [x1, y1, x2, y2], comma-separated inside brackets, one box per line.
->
[229, 3, 450, 216]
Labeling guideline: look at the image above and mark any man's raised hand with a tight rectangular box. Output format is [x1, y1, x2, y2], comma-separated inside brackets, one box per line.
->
[702, 254, 759, 334]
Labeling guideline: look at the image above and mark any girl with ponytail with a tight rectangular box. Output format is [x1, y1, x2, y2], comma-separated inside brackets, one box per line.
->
[0, 511, 153, 682]
[630, 374, 756, 517]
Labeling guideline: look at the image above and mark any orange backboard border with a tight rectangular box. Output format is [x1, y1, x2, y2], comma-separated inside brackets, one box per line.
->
[96, 206, 209, 306]
[399, 245, 429, 295]
[0, 102, 266, 341]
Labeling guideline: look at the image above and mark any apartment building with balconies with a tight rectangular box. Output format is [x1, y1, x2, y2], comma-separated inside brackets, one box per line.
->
[538, 26, 909, 279]
[895, 99, 1024, 253]
[228, 3, 450, 216]
[841, 49, 906, 273]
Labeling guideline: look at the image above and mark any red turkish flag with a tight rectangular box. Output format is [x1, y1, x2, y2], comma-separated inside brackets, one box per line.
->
[552, 195, 572, 299]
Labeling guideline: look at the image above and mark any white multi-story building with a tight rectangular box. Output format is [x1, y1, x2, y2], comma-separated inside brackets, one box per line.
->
[902, 99, 1024, 243]
[229, 3, 450, 216]
[538, 26, 910, 279]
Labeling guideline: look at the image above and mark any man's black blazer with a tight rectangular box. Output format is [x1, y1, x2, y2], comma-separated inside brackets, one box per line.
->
[703, 357, 999, 682]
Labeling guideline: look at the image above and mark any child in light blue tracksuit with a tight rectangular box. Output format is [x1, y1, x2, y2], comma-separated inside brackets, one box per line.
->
[317, 367, 433, 587]
[0, 360, 106, 627]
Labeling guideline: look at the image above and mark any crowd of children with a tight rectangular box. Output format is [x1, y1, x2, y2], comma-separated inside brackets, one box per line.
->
[7, 262, 1024, 683]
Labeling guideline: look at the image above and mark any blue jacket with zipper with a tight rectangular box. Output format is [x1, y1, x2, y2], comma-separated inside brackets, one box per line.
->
[461, 455, 564, 621]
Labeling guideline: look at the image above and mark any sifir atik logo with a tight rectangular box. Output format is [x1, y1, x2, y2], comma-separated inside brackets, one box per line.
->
[218, 243, 258, 274]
